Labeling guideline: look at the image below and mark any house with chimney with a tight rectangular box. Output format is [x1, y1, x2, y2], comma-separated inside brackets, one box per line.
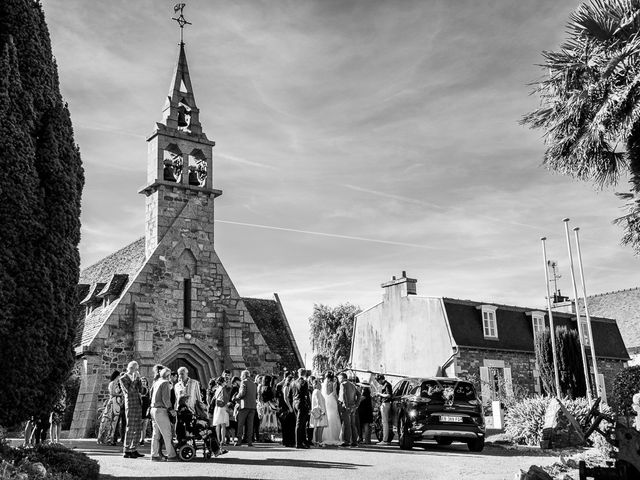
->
[349, 273, 629, 404]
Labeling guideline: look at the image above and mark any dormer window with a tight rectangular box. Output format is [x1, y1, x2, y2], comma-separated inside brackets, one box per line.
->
[478, 305, 498, 339]
[531, 312, 546, 337]
[579, 317, 590, 346]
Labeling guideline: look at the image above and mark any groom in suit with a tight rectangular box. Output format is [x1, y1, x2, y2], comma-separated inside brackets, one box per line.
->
[290, 368, 311, 449]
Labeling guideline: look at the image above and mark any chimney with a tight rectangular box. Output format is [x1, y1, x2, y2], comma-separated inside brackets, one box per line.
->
[551, 289, 574, 313]
[381, 271, 417, 299]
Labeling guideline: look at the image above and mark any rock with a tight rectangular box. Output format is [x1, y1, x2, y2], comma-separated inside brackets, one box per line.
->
[30, 462, 47, 477]
[516, 465, 554, 480]
[540, 398, 584, 449]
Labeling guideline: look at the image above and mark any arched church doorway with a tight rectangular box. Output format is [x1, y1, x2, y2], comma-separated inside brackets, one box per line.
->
[167, 358, 200, 383]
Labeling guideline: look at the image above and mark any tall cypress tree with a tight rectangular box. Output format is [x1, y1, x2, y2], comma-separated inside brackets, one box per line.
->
[0, 0, 83, 426]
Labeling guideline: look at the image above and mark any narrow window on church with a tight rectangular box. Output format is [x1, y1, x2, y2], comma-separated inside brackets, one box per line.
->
[183, 278, 192, 329]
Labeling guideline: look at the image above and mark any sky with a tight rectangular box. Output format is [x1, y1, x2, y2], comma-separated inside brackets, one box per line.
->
[41, 0, 640, 366]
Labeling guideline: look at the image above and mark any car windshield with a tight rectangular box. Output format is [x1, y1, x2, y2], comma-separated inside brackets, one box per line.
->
[412, 380, 477, 403]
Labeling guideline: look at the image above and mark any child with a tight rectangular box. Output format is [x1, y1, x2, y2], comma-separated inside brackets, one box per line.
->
[310, 378, 328, 447]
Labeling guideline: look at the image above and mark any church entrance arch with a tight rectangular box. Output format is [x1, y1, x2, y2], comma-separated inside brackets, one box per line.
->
[157, 338, 220, 385]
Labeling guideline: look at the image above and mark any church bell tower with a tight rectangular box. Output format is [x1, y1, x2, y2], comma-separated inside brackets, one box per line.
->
[139, 7, 221, 258]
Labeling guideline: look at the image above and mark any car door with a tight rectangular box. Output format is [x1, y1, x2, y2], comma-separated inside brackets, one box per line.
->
[390, 380, 408, 429]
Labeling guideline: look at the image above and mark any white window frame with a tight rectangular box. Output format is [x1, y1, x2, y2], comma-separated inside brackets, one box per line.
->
[531, 312, 546, 337]
[580, 317, 590, 346]
[479, 305, 498, 339]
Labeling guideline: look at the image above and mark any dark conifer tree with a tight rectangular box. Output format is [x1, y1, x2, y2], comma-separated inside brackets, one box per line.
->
[534, 326, 587, 399]
[534, 328, 555, 395]
[0, 0, 83, 426]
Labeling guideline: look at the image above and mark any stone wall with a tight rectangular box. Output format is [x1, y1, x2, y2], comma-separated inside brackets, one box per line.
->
[454, 347, 626, 403]
[595, 357, 627, 402]
[454, 347, 538, 397]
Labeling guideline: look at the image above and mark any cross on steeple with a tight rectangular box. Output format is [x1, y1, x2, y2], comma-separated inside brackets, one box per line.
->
[172, 3, 192, 45]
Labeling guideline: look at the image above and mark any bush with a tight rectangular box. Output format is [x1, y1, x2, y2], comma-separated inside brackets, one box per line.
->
[611, 366, 640, 416]
[2, 444, 98, 480]
[504, 395, 549, 445]
[504, 396, 614, 454]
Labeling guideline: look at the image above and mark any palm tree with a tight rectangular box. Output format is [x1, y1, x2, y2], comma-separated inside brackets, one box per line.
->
[523, 0, 640, 251]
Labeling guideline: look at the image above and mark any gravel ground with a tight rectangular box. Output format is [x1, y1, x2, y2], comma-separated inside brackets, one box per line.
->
[8, 438, 576, 480]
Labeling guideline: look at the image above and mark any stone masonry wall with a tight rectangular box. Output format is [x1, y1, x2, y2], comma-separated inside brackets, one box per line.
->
[596, 357, 627, 402]
[454, 347, 626, 403]
[70, 190, 279, 437]
[454, 347, 538, 397]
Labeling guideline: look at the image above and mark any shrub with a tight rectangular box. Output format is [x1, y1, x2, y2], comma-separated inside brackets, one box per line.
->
[504, 395, 549, 445]
[4, 445, 98, 480]
[611, 366, 640, 417]
[504, 396, 614, 454]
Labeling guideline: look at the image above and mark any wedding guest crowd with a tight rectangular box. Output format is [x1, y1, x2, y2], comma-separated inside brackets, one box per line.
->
[91, 360, 384, 461]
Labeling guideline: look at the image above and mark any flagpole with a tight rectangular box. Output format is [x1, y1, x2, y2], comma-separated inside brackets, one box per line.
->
[541, 237, 561, 397]
[563, 218, 592, 402]
[573, 227, 601, 399]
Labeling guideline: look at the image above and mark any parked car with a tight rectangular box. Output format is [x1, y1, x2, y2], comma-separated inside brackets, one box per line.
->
[390, 377, 485, 451]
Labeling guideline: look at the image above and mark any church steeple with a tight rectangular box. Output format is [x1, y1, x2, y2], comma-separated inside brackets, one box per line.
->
[139, 4, 221, 259]
[162, 43, 202, 135]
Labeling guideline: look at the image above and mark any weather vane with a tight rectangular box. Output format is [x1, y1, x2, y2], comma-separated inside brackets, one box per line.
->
[172, 3, 192, 45]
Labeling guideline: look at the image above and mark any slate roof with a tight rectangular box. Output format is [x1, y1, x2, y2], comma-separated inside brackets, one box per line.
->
[75, 237, 146, 347]
[443, 298, 629, 360]
[242, 296, 304, 371]
[581, 288, 640, 351]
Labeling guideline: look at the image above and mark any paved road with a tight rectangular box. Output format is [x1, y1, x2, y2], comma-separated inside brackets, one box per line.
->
[51, 439, 563, 480]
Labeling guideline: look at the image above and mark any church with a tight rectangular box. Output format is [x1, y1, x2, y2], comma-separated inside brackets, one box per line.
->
[69, 24, 303, 438]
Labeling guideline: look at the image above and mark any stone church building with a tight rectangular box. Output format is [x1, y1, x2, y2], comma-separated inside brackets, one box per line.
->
[69, 40, 303, 437]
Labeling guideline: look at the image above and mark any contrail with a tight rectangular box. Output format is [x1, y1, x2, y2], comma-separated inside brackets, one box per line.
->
[215, 219, 446, 250]
[216, 153, 276, 170]
[343, 184, 542, 230]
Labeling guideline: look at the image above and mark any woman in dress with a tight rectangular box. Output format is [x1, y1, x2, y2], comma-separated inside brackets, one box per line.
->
[49, 387, 66, 443]
[258, 375, 278, 442]
[310, 378, 328, 447]
[211, 376, 230, 445]
[321, 371, 342, 445]
[119, 361, 144, 459]
[97, 370, 122, 445]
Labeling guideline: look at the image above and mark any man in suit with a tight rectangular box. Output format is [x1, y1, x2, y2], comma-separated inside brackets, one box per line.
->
[232, 369, 257, 447]
[338, 372, 361, 447]
[290, 368, 311, 449]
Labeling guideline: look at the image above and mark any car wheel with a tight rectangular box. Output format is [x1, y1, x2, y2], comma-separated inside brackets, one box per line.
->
[436, 437, 452, 446]
[398, 416, 413, 450]
[467, 437, 484, 452]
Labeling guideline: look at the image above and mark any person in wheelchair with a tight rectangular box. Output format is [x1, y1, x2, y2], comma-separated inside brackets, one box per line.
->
[175, 397, 228, 460]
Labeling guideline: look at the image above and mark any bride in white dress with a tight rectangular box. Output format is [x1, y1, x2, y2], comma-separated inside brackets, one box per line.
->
[321, 372, 342, 445]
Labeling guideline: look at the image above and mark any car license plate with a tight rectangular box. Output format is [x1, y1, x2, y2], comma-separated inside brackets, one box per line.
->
[440, 415, 463, 423]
